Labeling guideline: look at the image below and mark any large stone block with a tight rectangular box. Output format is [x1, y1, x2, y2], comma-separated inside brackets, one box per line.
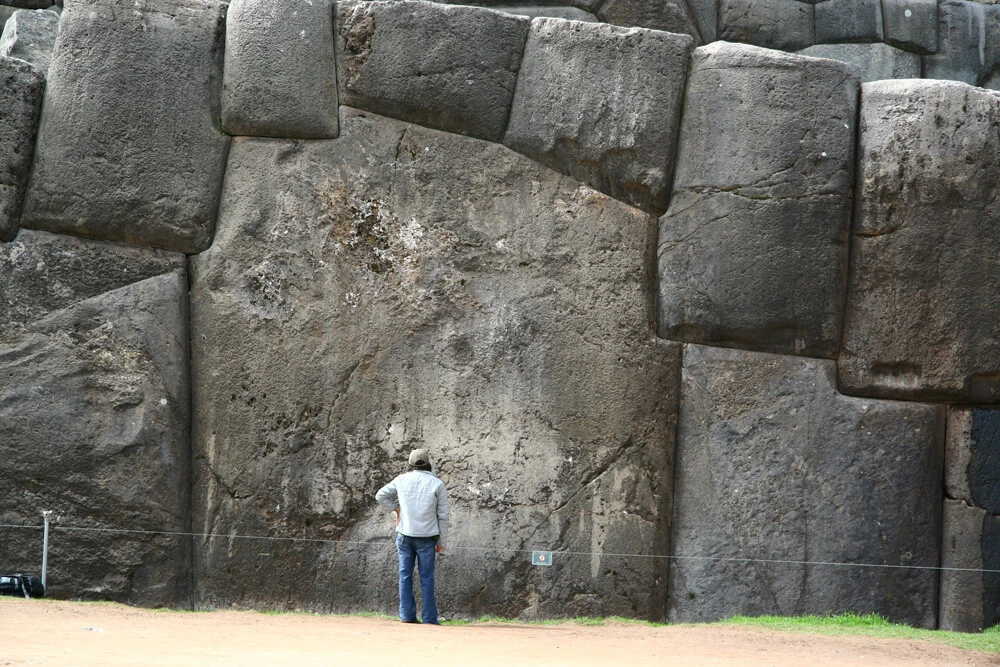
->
[0, 228, 184, 326]
[19, 0, 230, 254]
[597, 0, 702, 44]
[946, 409, 1000, 519]
[492, 6, 597, 21]
[436, 0, 604, 10]
[190, 108, 680, 620]
[669, 344, 945, 627]
[718, 0, 815, 51]
[3, 1, 55, 7]
[0, 56, 43, 242]
[503, 20, 691, 216]
[798, 43, 921, 83]
[221, 0, 339, 139]
[334, 0, 529, 142]
[687, 0, 717, 43]
[924, 0, 1000, 86]
[939, 500, 1000, 632]
[815, 0, 884, 43]
[839, 80, 1000, 403]
[0, 261, 190, 606]
[0, 8, 59, 74]
[657, 43, 858, 359]
[881, 0, 938, 54]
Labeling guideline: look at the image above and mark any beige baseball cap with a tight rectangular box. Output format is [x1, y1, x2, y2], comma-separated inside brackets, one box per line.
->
[408, 448, 430, 466]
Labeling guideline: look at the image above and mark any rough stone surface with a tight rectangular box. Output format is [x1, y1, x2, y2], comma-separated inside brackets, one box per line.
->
[881, 0, 938, 54]
[436, 0, 603, 10]
[19, 0, 231, 254]
[3, 1, 54, 7]
[687, 0, 717, 43]
[924, 0, 1000, 86]
[0, 7, 16, 29]
[718, 0, 815, 51]
[335, 0, 529, 142]
[504, 20, 691, 216]
[669, 344, 945, 627]
[658, 43, 858, 359]
[190, 108, 680, 620]
[492, 6, 597, 21]
[798, 43, 921, 82]
[0, 228, 185, 326]
[946, 409, 1000, 517]
[0, 56, 43, 243]
[815, 0, 884, 43]
[0, 8, 59, 74]
[0, 262, 191, 606]
[839, 80, 1000, 403]
[597, 0, 701, 44]
[939, 500, 1000, 632]
[222, 0, 339, 139]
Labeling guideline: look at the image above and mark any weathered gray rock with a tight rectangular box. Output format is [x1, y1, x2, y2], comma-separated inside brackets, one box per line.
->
[687, 0, 717, 43]
[798, 43, 921, 82]
[0, 9, 59, 74]
[669, 344, 945, 626]
[924, 0, 1000, 86]
[658, 43, 859, 359]
[0, 56, 43, 242]
[3, 1, 55, 7]
[437, 0, 603, 10]
[718, 0, 815, 51]
[939, 500, 1000, 632]
[946, 409, 1000, 518]
[190, 108, 680, 620]
[597, 0, 701, 44]
[0, 7, 16, 29]
[334, 0, 529, 142]
[881, 0, 938, 54]
[504, 19, 692, 216]
[0, 269, 191, 606]
[222, 0, 339, 139]
[815, 0, 883, 43]
[839, 80, 1000, 403]
[0, 228, 185, 326]
[492, 6, 597, 21]
[19, 0, 230, 254]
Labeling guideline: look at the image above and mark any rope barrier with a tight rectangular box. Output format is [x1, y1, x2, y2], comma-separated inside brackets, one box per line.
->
[3, 521, 999, 574]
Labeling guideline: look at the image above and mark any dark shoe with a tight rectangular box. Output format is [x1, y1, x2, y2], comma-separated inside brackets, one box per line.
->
[401, 619, 419, 624]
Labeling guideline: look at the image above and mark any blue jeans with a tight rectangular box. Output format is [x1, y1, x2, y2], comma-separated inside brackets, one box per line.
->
[396, 534, 438, 624]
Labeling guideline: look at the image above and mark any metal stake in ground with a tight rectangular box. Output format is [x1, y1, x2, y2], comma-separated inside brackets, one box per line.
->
[41, 510, 53, 591]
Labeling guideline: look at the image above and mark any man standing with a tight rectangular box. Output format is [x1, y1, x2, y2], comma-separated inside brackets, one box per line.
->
[376, 448, 450, 624]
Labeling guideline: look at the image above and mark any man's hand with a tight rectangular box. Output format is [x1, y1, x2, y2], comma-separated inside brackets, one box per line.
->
[393, 509, 401, 527]
[435, 544, 444, 554]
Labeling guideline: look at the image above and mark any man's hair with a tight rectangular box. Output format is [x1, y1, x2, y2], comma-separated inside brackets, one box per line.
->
[408, 463, 432, 472]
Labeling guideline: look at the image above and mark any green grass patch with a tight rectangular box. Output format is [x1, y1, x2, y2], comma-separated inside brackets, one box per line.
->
[722, 612, 1000, 654]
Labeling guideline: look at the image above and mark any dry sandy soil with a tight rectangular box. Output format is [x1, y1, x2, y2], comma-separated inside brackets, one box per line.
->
[1, 598, 996, 666]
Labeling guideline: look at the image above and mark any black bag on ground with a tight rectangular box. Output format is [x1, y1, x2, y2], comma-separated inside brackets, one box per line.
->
[0, 574, 44, 598]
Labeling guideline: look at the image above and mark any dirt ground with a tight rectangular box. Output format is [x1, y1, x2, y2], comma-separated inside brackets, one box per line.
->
[1, 598, 996, 667]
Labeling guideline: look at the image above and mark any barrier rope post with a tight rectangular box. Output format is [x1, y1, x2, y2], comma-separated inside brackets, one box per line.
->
[41, 510, 53, 591]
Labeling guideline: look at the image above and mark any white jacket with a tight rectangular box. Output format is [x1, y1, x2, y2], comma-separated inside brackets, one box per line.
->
[376, 470, 450, 548]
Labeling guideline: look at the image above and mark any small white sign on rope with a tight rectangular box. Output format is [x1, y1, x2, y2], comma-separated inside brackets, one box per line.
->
[531, 551, 553, 567]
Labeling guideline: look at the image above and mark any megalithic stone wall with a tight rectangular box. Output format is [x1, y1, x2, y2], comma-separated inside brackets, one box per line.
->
[19, 0, 230, 254]
[658, 42, 858, 359]
[0, 230, 190, 605]
[190, 109, 679, 618]
[840, 80, 1000, 403]
[3, 0, 1000, 631]
[941, 409, 1000, 631]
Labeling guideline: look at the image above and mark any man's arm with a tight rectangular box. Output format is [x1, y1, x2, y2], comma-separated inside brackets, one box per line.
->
[375, 479, 398, 513]
[435, 481, 450, 552]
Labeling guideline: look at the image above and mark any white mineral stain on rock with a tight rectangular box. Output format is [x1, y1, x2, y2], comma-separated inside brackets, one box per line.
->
[399, 218, 423, 250]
